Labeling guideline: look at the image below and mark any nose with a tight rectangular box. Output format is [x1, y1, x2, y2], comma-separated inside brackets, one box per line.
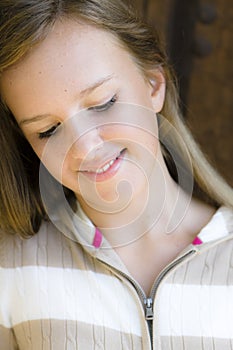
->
[70, 125, 104, 160]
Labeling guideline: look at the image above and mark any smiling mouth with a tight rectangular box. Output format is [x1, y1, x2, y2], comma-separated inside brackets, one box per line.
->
[79, 148, 126, 181]
[87, 158, 116, 174]
[84, 148, 126, 174]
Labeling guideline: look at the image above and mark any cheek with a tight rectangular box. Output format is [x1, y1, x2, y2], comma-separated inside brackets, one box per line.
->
[102, 119, 159, 155]
[100, 124, 159, 189]
[100, 103, 159, 141]
[27, 137, 69, 184]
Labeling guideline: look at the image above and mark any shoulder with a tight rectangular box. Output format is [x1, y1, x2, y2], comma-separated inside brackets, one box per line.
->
[0, 220, 68, 269]
[0, 219, 89, 272]
[166, 207, 233, 287]
[188, 206, 233, 283]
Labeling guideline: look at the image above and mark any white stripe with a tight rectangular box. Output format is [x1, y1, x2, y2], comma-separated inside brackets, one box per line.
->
[0, 266, 141, 336]
[157, 284, 233, 338]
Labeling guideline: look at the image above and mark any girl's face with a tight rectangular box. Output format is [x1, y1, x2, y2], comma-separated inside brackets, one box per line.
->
[1, 20, 165, 212]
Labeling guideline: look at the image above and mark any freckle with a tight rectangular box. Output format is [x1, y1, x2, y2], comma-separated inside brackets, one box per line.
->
[60, 65, 63, 68]
[64, 89, 67, 92]
[38, 71, 42, 74]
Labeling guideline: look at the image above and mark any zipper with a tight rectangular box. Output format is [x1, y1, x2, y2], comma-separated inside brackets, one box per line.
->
[144, 248, 197, 347]
[96, 258, 147, 305]
[144, 297, 153, 320]
[149, 248, 197, 304]
[97, 247, 197, 347]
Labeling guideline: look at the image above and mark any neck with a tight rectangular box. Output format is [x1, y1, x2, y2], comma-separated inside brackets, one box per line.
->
[77, 150, 198, 248]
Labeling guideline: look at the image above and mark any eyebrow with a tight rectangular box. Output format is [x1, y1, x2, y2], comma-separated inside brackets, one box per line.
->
[19, 74, 115, 126]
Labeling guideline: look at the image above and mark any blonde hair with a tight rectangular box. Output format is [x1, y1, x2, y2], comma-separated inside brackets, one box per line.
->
[0, 0, 232, 238]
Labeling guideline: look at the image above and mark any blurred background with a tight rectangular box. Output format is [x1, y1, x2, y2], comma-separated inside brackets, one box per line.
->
[133, 0, 233, 187]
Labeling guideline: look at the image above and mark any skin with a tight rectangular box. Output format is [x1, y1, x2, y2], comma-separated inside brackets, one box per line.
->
[0, 19, 215, 294]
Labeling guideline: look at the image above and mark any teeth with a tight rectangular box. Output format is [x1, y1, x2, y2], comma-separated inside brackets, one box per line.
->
[85, 149, 125, 174]
[96, 159, 115, 174]
[88, 159, 115, 174]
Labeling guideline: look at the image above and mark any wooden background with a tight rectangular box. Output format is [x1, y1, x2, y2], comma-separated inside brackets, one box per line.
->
[133, 0, 233, 187]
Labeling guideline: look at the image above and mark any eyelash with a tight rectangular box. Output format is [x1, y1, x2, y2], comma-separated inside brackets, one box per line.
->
[38, 123, 61, 139]
[38, 95, 117, 139]
[88, 94, 117, 112]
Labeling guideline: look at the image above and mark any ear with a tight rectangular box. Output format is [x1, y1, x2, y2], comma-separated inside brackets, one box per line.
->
[148, 69, 166, 113]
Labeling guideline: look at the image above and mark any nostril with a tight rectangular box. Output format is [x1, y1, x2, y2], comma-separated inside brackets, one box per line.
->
[70, 135, 105, 162]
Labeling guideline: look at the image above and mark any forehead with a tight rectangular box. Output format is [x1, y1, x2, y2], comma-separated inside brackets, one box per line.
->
[0, 19, 135, 117]
[1, 20, 120, 84]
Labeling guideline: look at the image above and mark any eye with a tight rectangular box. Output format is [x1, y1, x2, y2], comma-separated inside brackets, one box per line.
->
[89, 95, 117, 112]
[38, 123, 60, 139]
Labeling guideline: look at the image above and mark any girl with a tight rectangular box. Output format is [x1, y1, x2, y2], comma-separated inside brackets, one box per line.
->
[0, 1, 232, 349]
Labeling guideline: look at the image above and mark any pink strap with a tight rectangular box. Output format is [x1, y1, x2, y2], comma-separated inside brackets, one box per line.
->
[192, 236, 202, 245]
[92, 228, 102, 248]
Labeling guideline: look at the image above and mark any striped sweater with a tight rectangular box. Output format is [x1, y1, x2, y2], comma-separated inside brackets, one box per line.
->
[0, 206, 233, 349]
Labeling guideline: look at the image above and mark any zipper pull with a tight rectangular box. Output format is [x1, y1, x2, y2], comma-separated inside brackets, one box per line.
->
[144, 298, 154, 320]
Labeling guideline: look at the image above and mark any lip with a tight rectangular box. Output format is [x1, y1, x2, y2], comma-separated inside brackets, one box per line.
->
[79, 148, 126, 182]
